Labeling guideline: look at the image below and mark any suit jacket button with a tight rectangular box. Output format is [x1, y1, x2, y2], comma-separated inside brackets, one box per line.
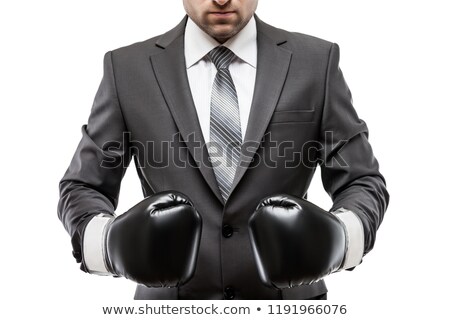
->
[222, 225, 233, 238]
[224, 286, 235, 299]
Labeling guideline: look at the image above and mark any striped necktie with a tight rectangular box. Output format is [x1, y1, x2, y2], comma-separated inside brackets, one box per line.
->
[208, 46, 242, 202]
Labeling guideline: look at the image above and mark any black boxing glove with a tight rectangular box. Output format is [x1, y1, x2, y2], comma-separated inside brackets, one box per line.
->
[83, 191, 202, 287]
[248, 194, 347, 288]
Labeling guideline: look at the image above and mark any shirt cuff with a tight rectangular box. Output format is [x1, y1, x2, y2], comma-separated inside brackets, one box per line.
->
[332, 208, 364, 270]
[83, 213, 115, 275]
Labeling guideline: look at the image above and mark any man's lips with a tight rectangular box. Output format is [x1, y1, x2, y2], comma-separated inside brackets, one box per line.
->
[209, 11, 236, 17]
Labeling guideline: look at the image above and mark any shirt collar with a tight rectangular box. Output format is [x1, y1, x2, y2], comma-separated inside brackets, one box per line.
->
[184, 15, 257, 69]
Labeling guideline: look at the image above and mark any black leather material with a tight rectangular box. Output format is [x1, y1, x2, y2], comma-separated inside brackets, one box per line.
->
[249, 194, 346, 289]
[105, 191, 202, 287]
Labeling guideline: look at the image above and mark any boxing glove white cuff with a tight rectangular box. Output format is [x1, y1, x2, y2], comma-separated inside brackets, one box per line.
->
[83, 213, 115, 275]
[332, 208, 364, 270]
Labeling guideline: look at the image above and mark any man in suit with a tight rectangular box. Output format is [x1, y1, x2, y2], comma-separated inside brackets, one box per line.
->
[58, 0, 389, 300]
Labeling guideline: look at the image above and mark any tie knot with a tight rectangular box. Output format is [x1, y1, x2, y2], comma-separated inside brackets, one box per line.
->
[208, 46, 235, 69]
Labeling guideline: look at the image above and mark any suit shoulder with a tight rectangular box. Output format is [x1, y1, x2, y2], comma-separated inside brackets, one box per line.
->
[261, 20, 334, 55]
[288, 31, 334, 52]
[107, 17, 186, 61]
[106, 33, 166, 63]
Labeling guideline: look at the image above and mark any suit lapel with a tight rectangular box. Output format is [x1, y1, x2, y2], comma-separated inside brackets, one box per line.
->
[149, 16, 225, 205]
[228, 16, 292, 199]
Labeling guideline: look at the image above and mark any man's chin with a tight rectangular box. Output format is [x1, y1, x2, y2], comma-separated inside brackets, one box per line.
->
[208, 25, 240, 42]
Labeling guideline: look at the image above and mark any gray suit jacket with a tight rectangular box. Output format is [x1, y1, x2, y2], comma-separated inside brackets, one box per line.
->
[58, 15, 389, 299]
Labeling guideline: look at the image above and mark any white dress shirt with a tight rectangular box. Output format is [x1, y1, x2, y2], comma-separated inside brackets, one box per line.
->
[184, 16, 257, 144]
[82, 16, 364, 275]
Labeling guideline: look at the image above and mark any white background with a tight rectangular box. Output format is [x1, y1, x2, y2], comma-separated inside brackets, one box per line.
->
[1, 0, 449, 319]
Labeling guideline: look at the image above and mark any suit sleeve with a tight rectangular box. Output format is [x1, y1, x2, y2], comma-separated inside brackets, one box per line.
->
[319, 43, 390, 258]
[57, 51, 132, 272]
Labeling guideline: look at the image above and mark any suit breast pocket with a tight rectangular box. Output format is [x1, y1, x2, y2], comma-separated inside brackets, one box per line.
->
[270, 110, 316, 124]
